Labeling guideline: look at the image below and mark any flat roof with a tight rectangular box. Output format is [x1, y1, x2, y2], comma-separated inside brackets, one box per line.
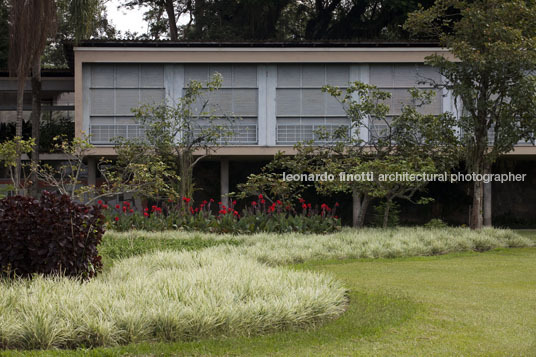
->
[73, 40, 440, 48]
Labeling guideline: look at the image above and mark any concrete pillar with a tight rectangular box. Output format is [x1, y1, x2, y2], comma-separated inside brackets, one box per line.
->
[87, 157, 97, 187]
[220, 158, 229, 206]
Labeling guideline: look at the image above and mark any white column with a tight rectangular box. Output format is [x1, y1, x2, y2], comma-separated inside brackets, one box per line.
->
[257, 65, 267, 146]
[220, 158, 229, 206]
[265, 65, 277, 146]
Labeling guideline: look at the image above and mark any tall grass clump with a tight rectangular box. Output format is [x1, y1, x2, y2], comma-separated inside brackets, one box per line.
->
[230, 227, 533, 265]
[104, 227, 533, 266]
[0, 250, 347, 350]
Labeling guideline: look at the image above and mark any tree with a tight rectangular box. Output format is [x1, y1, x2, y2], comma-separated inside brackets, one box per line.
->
[121, 0, 189, 40]
[8, 0, 56, 195]
[43, 0, 116, 68]
[405, 0, 536, 229]
[242, 83, 458, 228]
[32, 134, 176, 204]
[118, 73, 236, 200]
[0, 0, 8, 69]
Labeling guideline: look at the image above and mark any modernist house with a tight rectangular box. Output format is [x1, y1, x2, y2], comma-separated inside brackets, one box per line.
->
[1, 41, 535, 224]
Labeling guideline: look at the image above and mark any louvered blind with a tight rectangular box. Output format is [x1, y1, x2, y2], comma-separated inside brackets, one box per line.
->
[275, 64, 350, 144]
[88, 64, 165, 144]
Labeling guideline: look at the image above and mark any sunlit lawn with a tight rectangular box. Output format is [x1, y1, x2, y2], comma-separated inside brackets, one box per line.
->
[7, 231, 536, 356]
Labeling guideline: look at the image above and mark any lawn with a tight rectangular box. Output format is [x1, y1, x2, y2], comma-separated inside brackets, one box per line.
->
[2, 229, 536, 356]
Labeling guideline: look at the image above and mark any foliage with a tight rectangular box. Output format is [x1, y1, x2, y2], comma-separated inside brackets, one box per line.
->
[0, 191, 104, 279]
[372, 201, 400, 228]
[31, 135, 93, 198]
[102, 196, 341, 234]
[0, 137, 35, 193]
[117, 73, 235, 200]
[120, 0, 436, 41]
[424, 218, 449, 229]
[241, 82, 459, 228]
[404, 0, 536, 228]
[0, 249, 347, 350]
[43, 0, 116, 68]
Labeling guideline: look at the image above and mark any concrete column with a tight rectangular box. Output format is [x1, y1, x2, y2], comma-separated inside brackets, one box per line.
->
[87, 157, 97, 187]
[220, 158, 229, 206]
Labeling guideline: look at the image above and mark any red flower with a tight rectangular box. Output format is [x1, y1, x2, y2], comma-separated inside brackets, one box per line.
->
[130, 209, 134, 213]
[218, 201, 222, 205]
[258, 194, 263, 199]
[307, 203, 311, 208]
[260, 199, 266, 204]
[227, 208, 232, 213]
[334, 215, 339, 219]
[114, 216, 119, 221]
[302, 203, 307, 209]
[276, 200, 282, 205]
[209, 198, 215, 203]
[144, 207, 149, 212]
[335, 202, 340, 207]
[232, 200, 237, 206]
[219, 209, 226, 215]
[203, 200, 208, 205]
[122, 206, 127, 212]
[97, 200, 103, 205]
[285, 205, 291, 211]
[123, 201, 129, 206]
[298, 198, 305, 203]
[102, 204, 108, 209]
[251, 201, 257, 206]
[167, 198, 173, 203]
[183, 197, 191, 203]
[144, 212, 149, 217]
[115, 204, 120, 209]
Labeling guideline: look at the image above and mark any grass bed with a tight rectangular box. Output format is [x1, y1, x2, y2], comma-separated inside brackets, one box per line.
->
[0, 250, 347, 350]
[102, 227, 533, 265]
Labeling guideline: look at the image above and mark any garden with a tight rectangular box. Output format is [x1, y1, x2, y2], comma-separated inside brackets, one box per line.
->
[2, 0, 536, 355]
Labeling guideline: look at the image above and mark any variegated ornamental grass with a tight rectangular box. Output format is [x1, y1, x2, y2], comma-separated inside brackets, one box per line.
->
[106, 227, 534, 265]
[1, 227, 532, 350]
[0, 250, 347, 350]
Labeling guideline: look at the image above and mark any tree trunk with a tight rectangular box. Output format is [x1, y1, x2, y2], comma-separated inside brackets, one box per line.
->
[352, 189, 370, 228]
[29, 59, 41, 198]
[471, 180, 484, 229]
[357, 194, 370, 228]
[14, 77, 25, 194]
[483, 162, 492, 227]
[383, 200, 391, 229]
[164, 0, 179, 41]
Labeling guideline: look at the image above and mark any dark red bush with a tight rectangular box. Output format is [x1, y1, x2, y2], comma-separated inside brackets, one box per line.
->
[0, 191, 105, 278]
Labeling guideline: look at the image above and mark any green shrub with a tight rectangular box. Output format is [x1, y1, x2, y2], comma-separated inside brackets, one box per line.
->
[0, 192, 105, 278]
[424, 218, 449, 229]
[372, 201, 400, 227]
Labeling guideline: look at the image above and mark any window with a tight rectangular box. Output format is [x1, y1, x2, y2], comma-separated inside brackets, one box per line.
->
[368, 64, 443, 141]
[183, 64, 258, 145]
[88, 64, 165, 144]
[275, 64, 350, 145]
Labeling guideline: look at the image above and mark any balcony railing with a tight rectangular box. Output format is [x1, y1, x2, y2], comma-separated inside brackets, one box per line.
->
[89, 124, 257, 145]
[276, 124, 350, 145]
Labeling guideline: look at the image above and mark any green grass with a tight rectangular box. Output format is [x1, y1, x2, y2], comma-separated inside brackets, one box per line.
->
[7, 247, 536, 356]
[3, 229, 536, 355]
